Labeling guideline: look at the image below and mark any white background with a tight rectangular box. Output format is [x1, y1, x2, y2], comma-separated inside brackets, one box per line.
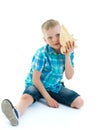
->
[0, 0, 104, 129]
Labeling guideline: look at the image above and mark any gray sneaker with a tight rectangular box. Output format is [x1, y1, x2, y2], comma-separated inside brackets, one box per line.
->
[1, 99, 19, 126]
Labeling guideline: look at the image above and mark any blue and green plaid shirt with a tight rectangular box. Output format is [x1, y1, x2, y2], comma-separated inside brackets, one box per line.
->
[25, 44, 74, 93]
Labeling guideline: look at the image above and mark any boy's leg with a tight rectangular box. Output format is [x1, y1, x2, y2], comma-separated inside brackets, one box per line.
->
[1, 86, 42, 126]
[16, 94, 34, 116]
[48, 86, 84, 109]
[1, 94, 34, 126]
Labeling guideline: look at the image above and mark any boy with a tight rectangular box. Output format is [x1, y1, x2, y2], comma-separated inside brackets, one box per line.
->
[1, 19, 84, 126]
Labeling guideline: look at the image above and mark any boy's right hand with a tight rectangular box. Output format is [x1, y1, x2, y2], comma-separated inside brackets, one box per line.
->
[46, 97, 59, 108]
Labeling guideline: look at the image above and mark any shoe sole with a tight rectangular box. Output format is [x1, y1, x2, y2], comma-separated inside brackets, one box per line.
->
[1, 99, 19, 126]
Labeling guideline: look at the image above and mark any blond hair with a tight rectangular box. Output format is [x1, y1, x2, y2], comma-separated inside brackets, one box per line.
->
[41, 19, 60, 33]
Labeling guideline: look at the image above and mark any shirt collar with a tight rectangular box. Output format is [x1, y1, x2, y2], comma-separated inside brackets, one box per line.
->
[47, 44, 56, 55]
[46, 44, 62, 56]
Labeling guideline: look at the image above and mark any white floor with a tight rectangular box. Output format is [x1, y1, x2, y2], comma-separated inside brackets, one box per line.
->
[0, 83, 103, 130]
[0, 0, 104, 129]
[0, 58, 104, 130]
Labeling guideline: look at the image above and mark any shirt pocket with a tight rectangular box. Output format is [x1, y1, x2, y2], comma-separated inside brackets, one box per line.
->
[51, 60, 65, 75]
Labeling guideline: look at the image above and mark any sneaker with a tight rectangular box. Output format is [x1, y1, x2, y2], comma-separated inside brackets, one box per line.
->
[1, 99, 19, 126]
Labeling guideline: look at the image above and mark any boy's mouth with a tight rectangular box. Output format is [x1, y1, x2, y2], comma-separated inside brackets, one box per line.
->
[54, 42, 60, 46]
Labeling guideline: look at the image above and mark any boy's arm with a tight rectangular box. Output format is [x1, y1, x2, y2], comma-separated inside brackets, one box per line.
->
[64, 41, 75, 80]
[32, 70, 59, 108]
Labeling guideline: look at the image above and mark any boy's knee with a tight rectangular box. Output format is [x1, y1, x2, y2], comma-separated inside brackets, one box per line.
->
[71, 96, 84, 109]
[21, 94, 34, 102]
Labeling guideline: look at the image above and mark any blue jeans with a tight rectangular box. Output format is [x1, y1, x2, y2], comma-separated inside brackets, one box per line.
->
[23, 85, 80, 106]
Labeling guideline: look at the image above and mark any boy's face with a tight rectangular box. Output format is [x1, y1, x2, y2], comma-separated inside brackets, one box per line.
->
[43, 25, 61, 53]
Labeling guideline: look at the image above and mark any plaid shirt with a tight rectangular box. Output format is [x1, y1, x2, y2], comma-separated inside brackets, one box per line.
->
[25, 44, 74, 93]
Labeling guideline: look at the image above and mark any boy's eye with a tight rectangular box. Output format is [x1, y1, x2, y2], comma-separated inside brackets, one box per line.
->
[48, 36, 52, 40]
[56, 34, 60, 37]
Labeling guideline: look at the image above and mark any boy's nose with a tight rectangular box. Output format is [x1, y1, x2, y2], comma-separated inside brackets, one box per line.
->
[53, 37, 58, 42]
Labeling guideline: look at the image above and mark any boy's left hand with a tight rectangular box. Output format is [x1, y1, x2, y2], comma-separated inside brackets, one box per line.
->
[64, 41, 75, 55]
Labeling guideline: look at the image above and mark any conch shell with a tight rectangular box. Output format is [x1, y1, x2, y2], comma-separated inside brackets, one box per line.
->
[60, 25, 77, 54]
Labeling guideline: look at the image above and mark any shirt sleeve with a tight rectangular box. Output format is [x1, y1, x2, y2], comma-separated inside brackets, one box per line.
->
[70, 52, 74, 67]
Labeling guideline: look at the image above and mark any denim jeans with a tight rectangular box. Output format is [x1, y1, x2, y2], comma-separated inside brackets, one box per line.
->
[23, 85, 80, 106]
